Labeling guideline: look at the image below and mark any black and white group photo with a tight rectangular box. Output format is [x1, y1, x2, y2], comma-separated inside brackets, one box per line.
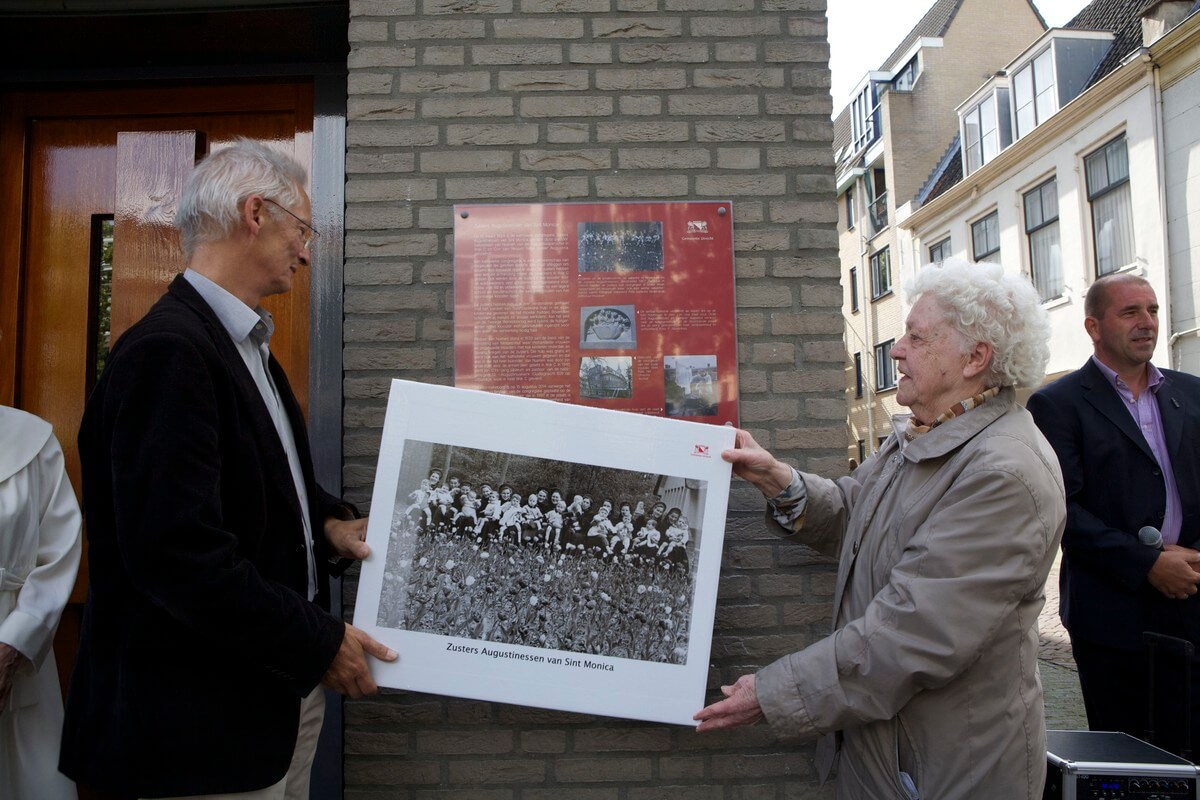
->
[577, 221, 664, 273]
[375, 440, 707, 666]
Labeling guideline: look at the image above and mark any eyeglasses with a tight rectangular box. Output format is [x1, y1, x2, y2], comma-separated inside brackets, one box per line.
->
[263, 198, 320, 248]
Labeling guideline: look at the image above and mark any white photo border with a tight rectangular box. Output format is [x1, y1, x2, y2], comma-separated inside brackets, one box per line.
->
[354, 380, 734, 726]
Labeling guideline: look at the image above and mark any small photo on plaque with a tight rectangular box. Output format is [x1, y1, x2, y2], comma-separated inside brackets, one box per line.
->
[664, 355, 719, 419]
[580, 305, 636, 350]
[577, 221, 664, 273]
[579, 356, 633, 400]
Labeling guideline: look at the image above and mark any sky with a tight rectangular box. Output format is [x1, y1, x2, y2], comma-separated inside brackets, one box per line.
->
[828, 0, 1093, 115]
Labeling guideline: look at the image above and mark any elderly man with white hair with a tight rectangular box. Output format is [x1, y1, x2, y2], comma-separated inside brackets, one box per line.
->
[61, 140, 396, 799]
[695, 259, 1067, 800]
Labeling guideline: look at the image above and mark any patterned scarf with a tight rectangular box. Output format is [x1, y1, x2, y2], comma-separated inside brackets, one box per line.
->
[903, 386, 1000, 442]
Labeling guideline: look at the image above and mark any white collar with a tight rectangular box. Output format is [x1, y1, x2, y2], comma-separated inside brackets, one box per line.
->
[0, 405, 53, 483]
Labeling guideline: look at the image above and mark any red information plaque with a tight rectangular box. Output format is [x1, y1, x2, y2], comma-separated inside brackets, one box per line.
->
[454, 201, 739, 427]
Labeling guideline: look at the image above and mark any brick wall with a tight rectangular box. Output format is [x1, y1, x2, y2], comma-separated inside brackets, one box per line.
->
[342, 0, 842, 794]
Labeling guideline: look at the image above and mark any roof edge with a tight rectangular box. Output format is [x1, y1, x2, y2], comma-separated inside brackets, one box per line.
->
[915, 134, 963, 206]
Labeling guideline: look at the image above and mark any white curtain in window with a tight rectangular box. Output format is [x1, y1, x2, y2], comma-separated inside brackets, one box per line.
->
[874, 342, 895, 389]
[980, 95, 998, 164]
[1033, 49, 1056, 123]
[1014, 64, 1034, 138]
[965, 109, 983, 173]
[1093, 183, 1134, 275]
[1030, 222, 1062, 301]
[973, 213, 999, 260]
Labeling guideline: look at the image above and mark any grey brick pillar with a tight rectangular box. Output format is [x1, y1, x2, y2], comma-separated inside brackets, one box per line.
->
[343, 0, 843, 795]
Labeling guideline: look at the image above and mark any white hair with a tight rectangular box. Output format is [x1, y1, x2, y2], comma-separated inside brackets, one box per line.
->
[176, 138, 307, 259]
[907, 258, 1050, 388]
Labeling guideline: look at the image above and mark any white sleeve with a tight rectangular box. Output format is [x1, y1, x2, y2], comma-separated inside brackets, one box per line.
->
[0, 433, 82, 667]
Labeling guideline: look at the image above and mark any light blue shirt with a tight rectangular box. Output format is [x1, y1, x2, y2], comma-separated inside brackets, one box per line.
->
[1091, 355, 1182, 546]
[183, 269, 318, 600]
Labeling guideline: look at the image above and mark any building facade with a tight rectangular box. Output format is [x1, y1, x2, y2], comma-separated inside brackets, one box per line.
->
[1, 1, 844, 797]
[833, 0, 1045, 463]
[900, 0, 1200, 384]
[1159, 8, 1200, 373]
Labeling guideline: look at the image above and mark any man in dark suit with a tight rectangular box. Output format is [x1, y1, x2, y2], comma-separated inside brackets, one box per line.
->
[60, 140, 396, 798]
[1028, 273, 1200, 757]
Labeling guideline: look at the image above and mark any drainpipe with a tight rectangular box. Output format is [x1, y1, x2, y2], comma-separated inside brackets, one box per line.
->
[1149, 55, 1176, 369]
[859, 193, 875, 457]
[1169, 328, 1200, 371]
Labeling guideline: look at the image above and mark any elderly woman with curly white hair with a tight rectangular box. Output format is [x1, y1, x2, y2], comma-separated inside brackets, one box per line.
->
[695, 259, 1067, 800]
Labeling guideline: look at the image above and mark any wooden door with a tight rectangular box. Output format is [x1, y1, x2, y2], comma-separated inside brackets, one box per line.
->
[0, 81, 315, 697]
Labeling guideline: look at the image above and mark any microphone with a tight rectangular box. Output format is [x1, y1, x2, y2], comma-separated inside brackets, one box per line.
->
[1139, 526, 1165, 551]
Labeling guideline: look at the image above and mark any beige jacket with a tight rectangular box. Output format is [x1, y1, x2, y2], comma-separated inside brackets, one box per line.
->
[756, 389, 1065, 799]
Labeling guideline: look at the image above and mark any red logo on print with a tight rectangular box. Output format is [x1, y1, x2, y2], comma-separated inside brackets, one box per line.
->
[692, 445, 710, 458]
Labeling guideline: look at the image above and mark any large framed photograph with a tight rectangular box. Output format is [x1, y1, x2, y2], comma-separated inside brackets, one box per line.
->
[354, 380, 735, 726]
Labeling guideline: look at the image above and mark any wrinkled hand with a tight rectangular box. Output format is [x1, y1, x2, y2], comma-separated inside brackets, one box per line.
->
[321, 624, 397, 699]
[722, 428, 794, 499]
[1148, 545, 1200, 600]
[693, 674, 765, 732]
[326, 516, 370, 560]
[0, 642, 29, 714]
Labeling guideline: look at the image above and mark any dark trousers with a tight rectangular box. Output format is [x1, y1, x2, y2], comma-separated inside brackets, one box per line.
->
[1071, 635, 1200, 761]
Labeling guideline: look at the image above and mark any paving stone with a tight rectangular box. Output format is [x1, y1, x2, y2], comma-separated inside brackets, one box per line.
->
[1038, 551, 1087, 731]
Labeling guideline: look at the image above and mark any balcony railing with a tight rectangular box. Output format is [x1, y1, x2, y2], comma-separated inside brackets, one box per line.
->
[868, 192, 889, 236]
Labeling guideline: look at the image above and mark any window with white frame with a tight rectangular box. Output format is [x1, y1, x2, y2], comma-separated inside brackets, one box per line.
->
[894, 55, 919, 91]
[851, 84, 880, 152]
[928, 237, 952, 264]
[854, 352, 863, 398]
[874, 339, 896, 390]
[870, 247, 892, 299]
[1085, 135, 1134, 276]
[963, 94, 1000, 175]
[849, 266, 859, 312]
[867, 168, 888, 235]
[971, 212, 1000, 262]
[1024, 178, 1062, 301]
[1013, 47, 1057, 139]
[845, 187, 856, 230]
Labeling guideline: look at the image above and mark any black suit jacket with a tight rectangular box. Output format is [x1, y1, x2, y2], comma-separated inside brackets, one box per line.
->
[1027, 359, 1200, 651]
[61, 276, 348, 797]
